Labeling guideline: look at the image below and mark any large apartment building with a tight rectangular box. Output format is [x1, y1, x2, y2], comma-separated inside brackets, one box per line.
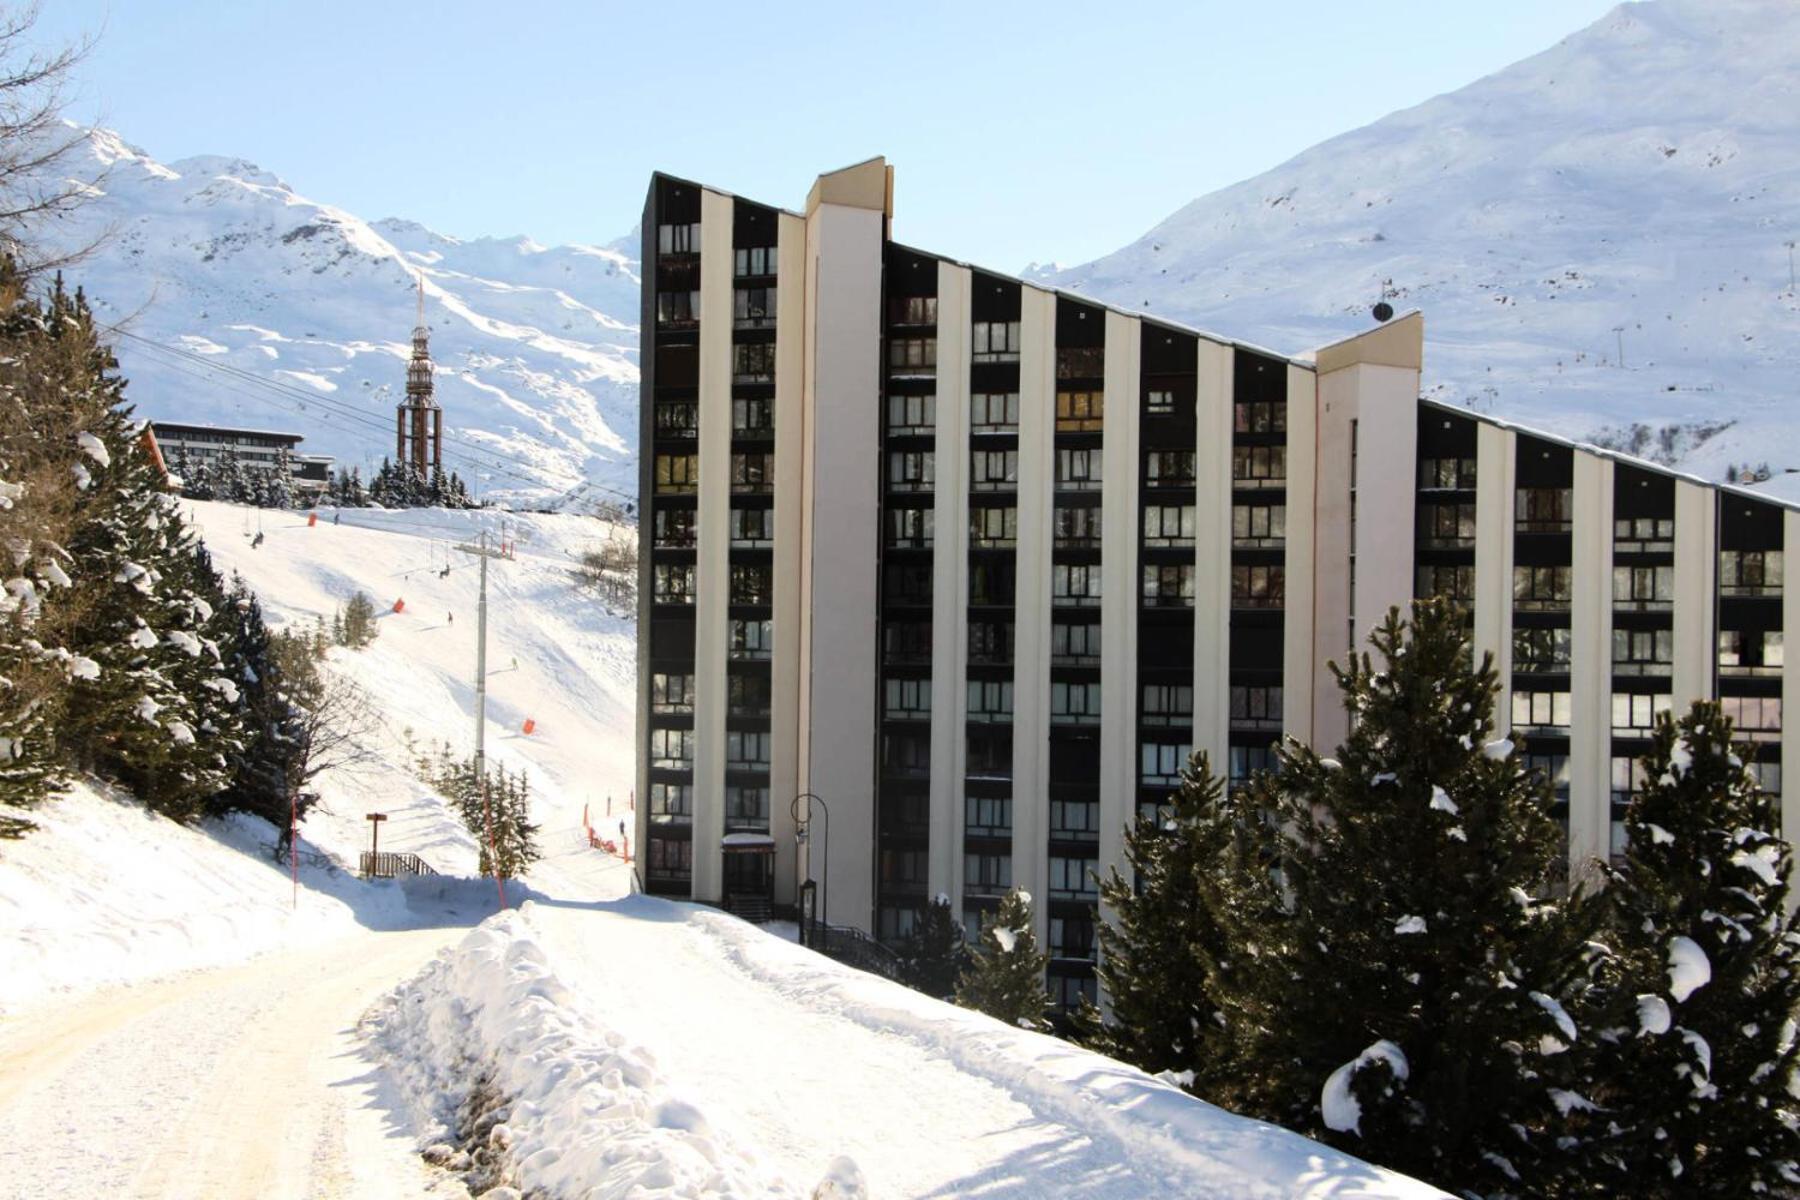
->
[636, 158, 1799, 1006]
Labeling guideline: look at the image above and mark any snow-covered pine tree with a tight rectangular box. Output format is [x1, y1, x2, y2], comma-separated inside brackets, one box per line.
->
[495, 766, 540, 878]
[339, 590, 379, 647]
[902, 895, 965, 1000]
[215, 578, 312, 828]
[956, 888, 1051, 1030]
[265, 448, 295, 510]
[1081, 750, 1244, 1093]
[1562, 703, 1800, 1196]
[1214, 598, 1594, 1195]
[211, 446, 249, 505]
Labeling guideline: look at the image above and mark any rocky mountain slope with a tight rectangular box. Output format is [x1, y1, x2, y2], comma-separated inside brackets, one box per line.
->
[1041, 0, 1800, 487]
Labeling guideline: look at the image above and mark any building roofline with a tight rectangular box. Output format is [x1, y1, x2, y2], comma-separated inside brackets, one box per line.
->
[1419, 396, 1800, 514]
[148, 420, 304, 444]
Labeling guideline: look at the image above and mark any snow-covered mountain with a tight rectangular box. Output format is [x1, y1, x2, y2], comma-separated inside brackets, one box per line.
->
[1042, 0, 1800, 487]
[37, 128, 640, 505]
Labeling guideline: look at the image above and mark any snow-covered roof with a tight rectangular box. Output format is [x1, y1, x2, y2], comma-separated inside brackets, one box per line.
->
[721, 832, 776, 850]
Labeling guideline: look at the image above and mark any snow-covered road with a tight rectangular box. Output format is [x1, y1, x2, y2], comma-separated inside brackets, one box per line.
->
[0, 925, 464, 1199]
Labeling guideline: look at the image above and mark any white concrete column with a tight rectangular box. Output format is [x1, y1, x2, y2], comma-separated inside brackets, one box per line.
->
[1192, 340, 1233, 772]
[1474, 424, 1516, 707]
[929, 263, 972, 909]
[798, 169, 886, 933]
[1282, 364, 1318, 745]
[691, 188, 734, 903]
[1012, 285, 1056, 939]
[769, 210, 807, 906]
[1569, 453, 1614, 880]
[1672, 480, 1717, 710]
[1783, 511, 1800, 856]
[1098, 310, 1140, 897]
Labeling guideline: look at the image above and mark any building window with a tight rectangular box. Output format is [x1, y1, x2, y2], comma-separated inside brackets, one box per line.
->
[1057, 347, 1104, 379]
[1142, 563, 1195, 607]
[726, 730, 771, 770]
[730, 506, 773, 546]
[728, 673, 771, 717]
[878, 905, 919, 942]
[883, 621, 931, 665]
[725, 786, 770, 830]
[1612, 628, 1673, 675]
[1143, 504, 1196, 547]
[653, 563, 697, 605]
[972, 449, 1019, 491]
[1722, 695, 1783, 737]
[1056, 448, 1102, 489]
[887, 393, 936, 435]
[656, 290, 699, 325]
[1228, 745, 1277, 792]
[887, 506, 934, 548]
[1514, 626, 1572, 673]
[966, 795, 1012, 837]
[728, 619, 773, 660]
[1721, 550, 1783, 596]
[650, 673, 694, 713]
[657, 223, 699, 255]
[1516, 487, 1572, 533]
[1141, 683, 1192, 726]
[1230, 685, 1283, 730]
[967, 728, 1012, 777]
[1523, 754, 1571, 802]
[1513, 565, 1572, 611]
[971, 321, 1020, 363]
[1050, 916, 1097, 961]
[1720, 629, 1784, 675]
[1232, 445, 1286, 488]
[1055, 391, 1104, 432]
[970, 392, 1020, 433]
[649, 783, 692, 822]
[881, 848, 927, 887]
[1612, 692, 1671, 734]
[730, 564, 773, 606]
[888, 450, 935, 492]
[653, 507, 698, 548]
[889, 337, 937, 376]
[1234, 401, 1285, 434]
[883, 733, 931, 776]
[968, 679, 1014, 722]
[1419, 457, 1476, 490]
[1053, 563, 1102, 606]
[1055, 505, 1102, 548]
[1051, 681, 1101, 724]
[1145, 389, 1176, 416]
[650, 727, 694, 769]
[970, 506, 1018, 548]
[1512, 689, 1572, 730]
[1052, 974, 1097, 1010]
[1233, 503, 1286, 548]
[1051, 799, 1099, 841]
[646, 836, 693, 876]
[654, 453, 699, 494]
[969, 560, 1014, 607]
[733, 286, 777, 329]
[1610, 756, 1651, 806]
[1048, 855, 1097, 900]
[732, 398, 775, 436]
[1416, 564, 1475, 603]
[969, 620, 1014, 665]
[733, 246, 775, 276]
[891, 295, 938, 325]
[1146, 450, 1197, 488]
[1231, 564, 1285, 609]
[1140, 742, 1190, 786]
[1419, 502, 1476, 549]
[1612, 565, 1673, 611]
[731, 342, 776, 383]
[885, 677, 932, 721]
[1749, 761, 1783, 794]
[731, 453, 774, 493]
[1614, 517, 1674, 549]
[1052, 621, 1100, 665]
[965, 852, 1013, 896]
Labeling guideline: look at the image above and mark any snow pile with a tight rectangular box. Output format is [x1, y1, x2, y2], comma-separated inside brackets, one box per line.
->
[368, 905, 808, 1198]
[1321, 1040, 1410, 1136]
[1667, 935, 1713, 1002]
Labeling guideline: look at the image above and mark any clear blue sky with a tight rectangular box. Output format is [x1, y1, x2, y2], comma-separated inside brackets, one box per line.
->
[39, 0, 1618, 271]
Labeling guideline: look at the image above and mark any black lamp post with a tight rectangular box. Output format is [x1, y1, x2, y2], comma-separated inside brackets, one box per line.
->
[790, 791, 829, 938]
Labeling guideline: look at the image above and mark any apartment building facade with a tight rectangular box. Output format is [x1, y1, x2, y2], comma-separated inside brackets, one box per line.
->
[636, 159, 1799, 1006]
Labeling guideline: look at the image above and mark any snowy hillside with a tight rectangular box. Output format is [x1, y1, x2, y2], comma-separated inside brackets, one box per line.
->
[38, 129, 640, 504]
[1043, 0, 1800, 483]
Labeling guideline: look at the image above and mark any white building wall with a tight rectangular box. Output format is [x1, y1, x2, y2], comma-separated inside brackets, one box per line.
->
[1012, 285, 1056, 943]
[769, 210, 808, 906]
[1569, 452, 1615, 880]
[1784, 511, 1800, 856]
[1282, 364, 1318, 746]
[929, 263, 973, 910]
[1098, 310, 1140, 899]
[1672, 480, 1717, 710]
[1474, 424, 1516, 706]
[1192, 341, 1233, 771]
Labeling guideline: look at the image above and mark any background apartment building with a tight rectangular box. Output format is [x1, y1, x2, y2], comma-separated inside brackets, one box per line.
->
[637, 158, 1799, 1007]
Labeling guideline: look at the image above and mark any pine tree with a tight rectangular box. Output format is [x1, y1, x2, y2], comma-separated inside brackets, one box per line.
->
[339, 590, 379, 648]
[212, 446, 249, 504]
[902, 895, 965, 999]
[1210, 599, 1593, 1194]
[1081, 751, 1245, 1091]
[265, 448, 295, 510]
[956, 888, 1051, 1030]
[1561, 704, 1800, 1195]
